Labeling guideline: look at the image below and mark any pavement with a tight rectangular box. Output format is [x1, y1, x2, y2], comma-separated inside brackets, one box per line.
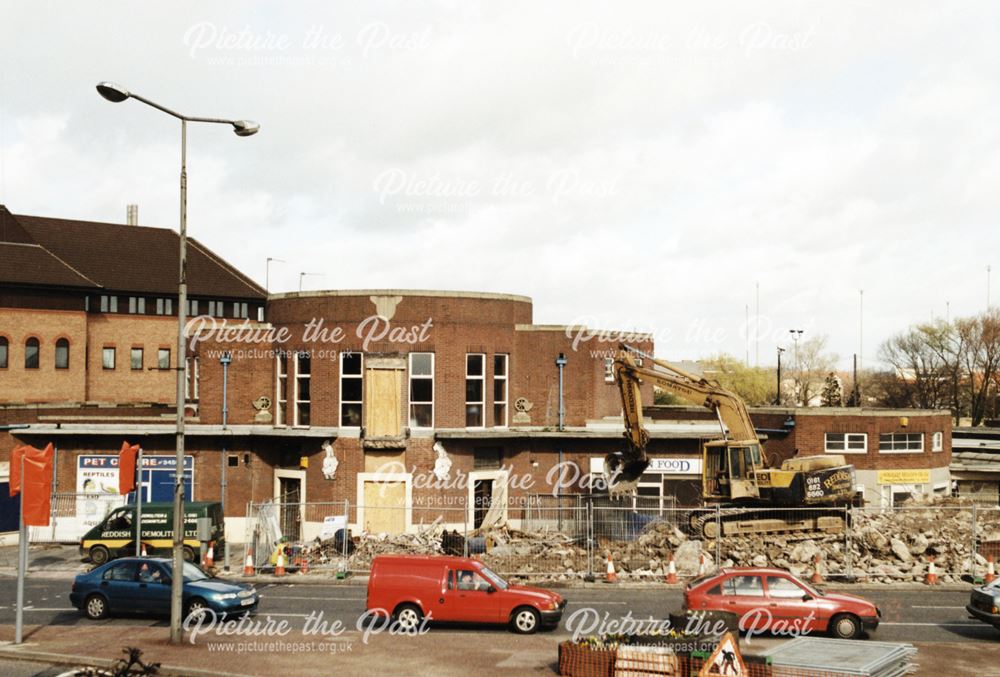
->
[4, 544, 1000, 674]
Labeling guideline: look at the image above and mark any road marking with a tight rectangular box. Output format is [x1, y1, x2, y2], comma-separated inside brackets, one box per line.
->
[22, 607, 75, 612]
[911, 605, 966, 609]
[257, 613, 314, 618]
[881, 622, 983, 627]
[266, 595, 365, 601]
[565, 601, 628, 606]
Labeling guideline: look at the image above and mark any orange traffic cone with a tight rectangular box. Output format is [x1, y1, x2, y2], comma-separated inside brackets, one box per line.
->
[987, 556, 996, 584]
[697, 553, 708, 577]
[140, 543, 148, 557]
[204, 544, 214, 569]
[605, 554, 618, 583]
[665, 554, 678, 584]
[275, 551, 286, 577]
[925, 556, 938, 585]
[811, 554, 824, 585]
[243, 548, 255, 577]
[298, 553, 310, 575]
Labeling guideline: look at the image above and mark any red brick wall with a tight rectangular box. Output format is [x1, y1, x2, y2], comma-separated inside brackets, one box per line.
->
[0, 308, 87, 403]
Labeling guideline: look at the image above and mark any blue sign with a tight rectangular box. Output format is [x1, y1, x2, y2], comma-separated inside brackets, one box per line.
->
[77, 455, 194, 503]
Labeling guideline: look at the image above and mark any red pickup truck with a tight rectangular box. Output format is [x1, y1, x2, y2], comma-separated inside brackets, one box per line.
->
[366, 554, 566, 634]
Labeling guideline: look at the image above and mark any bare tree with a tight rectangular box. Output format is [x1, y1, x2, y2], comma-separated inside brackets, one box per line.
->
[878, 322, 952, 409]
[791, 336, 837, 406]
[956, 309, 1000, 426]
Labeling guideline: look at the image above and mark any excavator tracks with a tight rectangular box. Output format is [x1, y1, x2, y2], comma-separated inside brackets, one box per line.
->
[688, 507, 847, 539]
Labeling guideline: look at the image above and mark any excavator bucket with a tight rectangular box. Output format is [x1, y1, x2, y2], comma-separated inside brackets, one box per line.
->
[604, 451, 649, 497]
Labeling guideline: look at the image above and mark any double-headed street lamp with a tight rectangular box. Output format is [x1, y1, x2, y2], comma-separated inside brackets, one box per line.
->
[96, 82, 258, 643]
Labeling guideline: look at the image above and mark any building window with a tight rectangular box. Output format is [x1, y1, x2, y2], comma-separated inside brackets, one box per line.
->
[275, 352, 289, 426]
[188, 299, 199, 317]
[100, 295, 118, 313]
[158, 348, 170, 370]
[493, 354, 508, 427]
[294, 352, 311, 427]
[340, 352, 363, 427]
[257, 306, 265, 322]
[131, 347, 144, 370]
[55, 338, 70, 369]
[233, 302, 248, 319]
[932, 432, 944, 452]
[102, 347, 116, 370]
[128, 297, 145, 314]
[466, 353, 485, 427]
[207, 301, 225, 318]
[824, 433, 867, 454]
[0, 337, 7, 369]
[408, 352, 434, 428]
[24, 338, 40, 369]
[185, 357, 200, 401]
[604, 357, 615, 383]
[879, 432, 923, 453]
[155, 298, 173, 315]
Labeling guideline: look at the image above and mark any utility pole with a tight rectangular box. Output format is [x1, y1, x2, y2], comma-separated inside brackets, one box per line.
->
[755, 281, 760, 367]
[775, 347, 786, 405]
[220, 351, 232, 571]
[789, 330, 804, 405]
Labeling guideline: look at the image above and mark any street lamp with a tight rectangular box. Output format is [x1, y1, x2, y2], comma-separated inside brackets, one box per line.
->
[788, 329, 804, 405]
[96, 81, 257, 644]
[775, 347, 786, 405]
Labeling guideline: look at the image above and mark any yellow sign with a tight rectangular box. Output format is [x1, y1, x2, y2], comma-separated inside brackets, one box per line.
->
[877, 469, 930, 485]
[698, 631, 745, 677]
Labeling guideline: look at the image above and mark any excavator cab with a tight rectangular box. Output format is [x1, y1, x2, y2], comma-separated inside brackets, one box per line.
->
[703, 440, 761, 501]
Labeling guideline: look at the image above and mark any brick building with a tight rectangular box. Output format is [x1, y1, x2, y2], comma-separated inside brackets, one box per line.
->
[650, 405, 953, 507]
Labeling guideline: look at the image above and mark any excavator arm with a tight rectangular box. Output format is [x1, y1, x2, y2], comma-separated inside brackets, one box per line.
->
[605, 344, 760, 495]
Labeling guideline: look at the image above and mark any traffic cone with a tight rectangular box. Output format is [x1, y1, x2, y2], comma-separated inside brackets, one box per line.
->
[987, 556, 996, 584]
[811, 554, 824, 585]
[605, 554, 618, 583]
[697, 553, 708, 577]
[140, 543, 147, 557]
[925, 556, 938, 585]
[276, 551, 286, 577]
[204, 544, 214, 569]
[665, 554, 679, 585]
[298, 553, 310, 575]
[243, 548, 255, 577]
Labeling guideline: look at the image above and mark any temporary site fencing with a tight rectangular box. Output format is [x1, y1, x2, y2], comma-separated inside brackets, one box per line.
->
[242, 496, 1000, 583]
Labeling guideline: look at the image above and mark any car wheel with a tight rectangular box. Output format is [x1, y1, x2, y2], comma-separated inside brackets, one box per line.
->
[84, 594, 109, 620]
[392, 604, 423, 631]
[185, 598, 209, 621]
[830, 613, 862, 640]
[511, 607, 540, 634]
[182, 546, 197, 563]
[89, 545, 110, 566]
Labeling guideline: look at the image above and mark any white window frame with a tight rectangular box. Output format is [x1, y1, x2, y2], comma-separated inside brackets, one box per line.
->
[102, 347, 116, 370]
[130, 347, 144, 371]
[233, 302, 248, 319]
[157, 348, 170, 370]
[275, 353, 288, 427]
[824, 432, 868, 454]
[188, 299, 199, 317]
[932, 432, 944, 452]
[293, 351, 311, 428]
[256, 306, 265, 322]
[408, 352, 434, 429]
[185, 356, 200, 401]
[493, 354, 508, 428]
[340, 352, 364, 428]
[604, 357, 615, 383]
[878, 432, 924, 453]
[465, 353, 486, 428]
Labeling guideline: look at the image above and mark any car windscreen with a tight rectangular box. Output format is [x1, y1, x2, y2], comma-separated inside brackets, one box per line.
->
[479, 565, 508, 590]
[163, 561, 210, 582]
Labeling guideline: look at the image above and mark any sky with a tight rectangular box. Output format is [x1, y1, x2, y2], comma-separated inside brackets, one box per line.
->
[1, 1, 998, 369]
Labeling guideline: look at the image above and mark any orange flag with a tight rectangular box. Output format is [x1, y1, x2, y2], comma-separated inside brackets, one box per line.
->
[118, 441, 140, 495]
[9, 444, 54, 526]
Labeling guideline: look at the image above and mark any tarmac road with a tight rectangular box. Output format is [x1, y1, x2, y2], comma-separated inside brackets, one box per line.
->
[1, 573, 997, 644]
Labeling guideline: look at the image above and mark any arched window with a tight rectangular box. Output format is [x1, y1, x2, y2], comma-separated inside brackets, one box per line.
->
[55, 338, 70, 369]
[25, 337, 40, 369]
[0, 337, 8, 369]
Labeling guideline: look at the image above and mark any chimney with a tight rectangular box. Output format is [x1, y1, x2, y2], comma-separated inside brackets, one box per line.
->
[126, 204, 138, 225]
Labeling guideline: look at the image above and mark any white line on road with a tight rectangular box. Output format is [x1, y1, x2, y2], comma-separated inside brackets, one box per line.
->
[21, 607, 75, 612]
[265, 595, 365, 601]
[565, 601, 628, 606]
[881, 622, 982, 627]
[911, 605, 965, 609]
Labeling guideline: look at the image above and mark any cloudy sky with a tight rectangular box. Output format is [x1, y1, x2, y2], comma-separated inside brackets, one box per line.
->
[2, 2, 997, 367]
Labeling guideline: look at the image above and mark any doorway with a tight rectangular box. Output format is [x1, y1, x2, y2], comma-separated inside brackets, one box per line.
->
[273, 469, 305, 542]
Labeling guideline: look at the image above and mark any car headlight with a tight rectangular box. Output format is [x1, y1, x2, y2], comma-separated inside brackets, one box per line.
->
[212, 592, 238, 601]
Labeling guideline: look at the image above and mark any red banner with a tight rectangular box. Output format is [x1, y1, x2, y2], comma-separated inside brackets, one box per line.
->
[9, 444, 54, 526]
[118, 441, 140, 495]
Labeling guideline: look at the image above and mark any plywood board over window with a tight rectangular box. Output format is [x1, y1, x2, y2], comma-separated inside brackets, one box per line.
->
[364, 356, 404, 437]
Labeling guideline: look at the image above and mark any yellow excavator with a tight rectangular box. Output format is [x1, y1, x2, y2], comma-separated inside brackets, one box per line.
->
[604, 344, 856, 537]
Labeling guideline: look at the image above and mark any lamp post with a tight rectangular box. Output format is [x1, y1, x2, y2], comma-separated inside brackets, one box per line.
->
[555, 352, 568, 529]
[788, 329, 804, 405]
[266, 257, 285, 293]
[220, 351, 232, 572]
[96, 82, 257, 644]
[775, 347, 785, 405]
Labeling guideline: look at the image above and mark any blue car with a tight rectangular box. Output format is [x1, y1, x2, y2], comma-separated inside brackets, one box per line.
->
[69, 557, 259, 620]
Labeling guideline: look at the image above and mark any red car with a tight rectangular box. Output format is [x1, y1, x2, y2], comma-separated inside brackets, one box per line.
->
[683, 567, 880, 640]
[366, 554, 566, 634]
